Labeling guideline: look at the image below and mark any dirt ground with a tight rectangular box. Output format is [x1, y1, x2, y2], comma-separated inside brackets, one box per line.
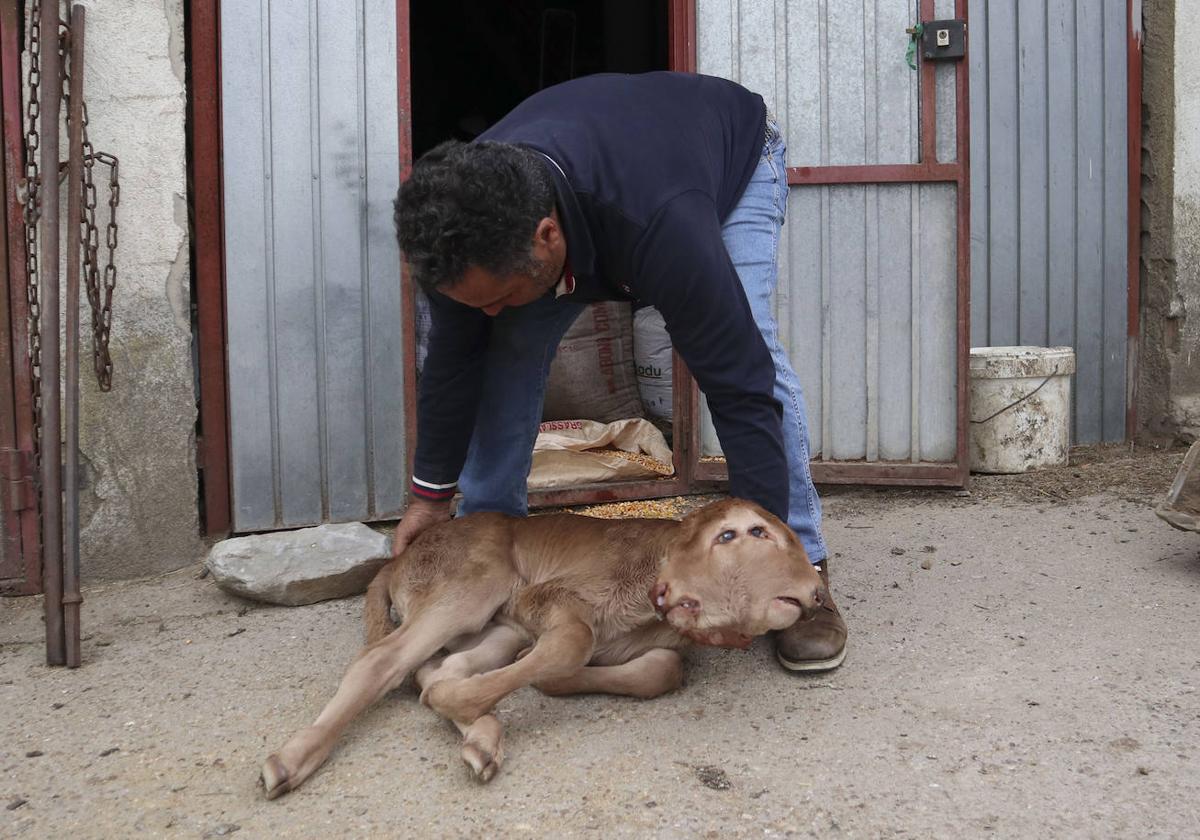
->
[2, 444, 1198, 838]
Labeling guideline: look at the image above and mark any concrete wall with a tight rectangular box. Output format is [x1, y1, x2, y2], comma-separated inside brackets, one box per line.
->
[61, 0, 204, 578]
[1140, 0, 1200, 444]
[1167, 2, 1200, 439]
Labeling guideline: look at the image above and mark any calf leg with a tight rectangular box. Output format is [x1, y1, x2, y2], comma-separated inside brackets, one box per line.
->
[414, 623, 527, 782]
[261, 589, 509, 799]
[423, 594, 594, 725]
[535, 648, 684, 699]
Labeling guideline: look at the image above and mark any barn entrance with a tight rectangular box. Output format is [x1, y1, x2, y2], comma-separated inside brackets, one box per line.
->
[410, 1, 670, 156]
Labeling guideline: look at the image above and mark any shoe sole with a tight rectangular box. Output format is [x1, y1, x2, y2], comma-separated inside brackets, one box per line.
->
[776, 643, 847, 673]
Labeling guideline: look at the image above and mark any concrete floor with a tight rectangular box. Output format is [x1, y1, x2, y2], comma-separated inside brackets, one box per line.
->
[2, 480, 1199, 838]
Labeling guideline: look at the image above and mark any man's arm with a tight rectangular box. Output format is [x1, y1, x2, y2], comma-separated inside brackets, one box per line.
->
[632, 190, 790, 521]
[396, 291, 490, 555]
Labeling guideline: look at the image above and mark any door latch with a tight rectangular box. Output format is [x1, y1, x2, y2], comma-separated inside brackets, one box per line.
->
[920, 19, 966, 61]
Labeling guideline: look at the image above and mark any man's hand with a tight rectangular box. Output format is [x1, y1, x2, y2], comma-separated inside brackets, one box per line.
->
[391, 498, 453, 558]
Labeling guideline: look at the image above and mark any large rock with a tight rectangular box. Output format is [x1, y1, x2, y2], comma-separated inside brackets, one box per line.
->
[206, 522, 391, 606]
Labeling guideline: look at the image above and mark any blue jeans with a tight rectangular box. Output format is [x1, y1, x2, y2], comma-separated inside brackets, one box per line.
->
[457, 118, 827, 565]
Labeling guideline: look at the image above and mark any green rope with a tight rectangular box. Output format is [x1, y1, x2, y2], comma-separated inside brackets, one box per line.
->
[906, 23, 924, 71]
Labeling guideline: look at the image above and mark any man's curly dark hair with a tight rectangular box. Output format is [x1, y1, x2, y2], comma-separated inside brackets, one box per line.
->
[394, 140, 555, 294]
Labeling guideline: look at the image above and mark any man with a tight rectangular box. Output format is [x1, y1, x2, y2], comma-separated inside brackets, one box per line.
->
[392, 71, 846, 672]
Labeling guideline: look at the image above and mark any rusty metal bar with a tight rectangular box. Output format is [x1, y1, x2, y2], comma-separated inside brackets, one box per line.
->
[669, 0, 696, 73]
[62, 3, 85, 668]
[39, 0, 63, 665]
[0, 0, 40, 596]
[694, 457, 964, 487]
[190, 0, 232, 537]
[788, 162, 959, 186]
[0, 13, 20, 583]
[396, 0, 417, 506]
[919, 0, 937, 164]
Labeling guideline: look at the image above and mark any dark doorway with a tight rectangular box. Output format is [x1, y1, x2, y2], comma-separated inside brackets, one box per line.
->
[411, 0, 670, 157]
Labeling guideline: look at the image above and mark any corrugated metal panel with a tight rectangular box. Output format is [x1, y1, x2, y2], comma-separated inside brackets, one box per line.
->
[969, 0, 1128, 443]
[221, 0, 403, 531]
[697, 0, 959, 463]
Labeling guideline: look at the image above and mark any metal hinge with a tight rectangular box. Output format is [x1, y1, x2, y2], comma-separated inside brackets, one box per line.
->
[0, 447, 38, 511]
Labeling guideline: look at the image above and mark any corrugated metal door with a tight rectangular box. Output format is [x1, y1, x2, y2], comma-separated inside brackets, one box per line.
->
[695, 0, 969, 483]
[969, 0, 1130, 443]
[220, 0, 405, 531]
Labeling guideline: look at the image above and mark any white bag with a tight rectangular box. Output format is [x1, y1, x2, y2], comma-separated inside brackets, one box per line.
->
[633, 306, 673, 422]
[528, 418, 675, 490]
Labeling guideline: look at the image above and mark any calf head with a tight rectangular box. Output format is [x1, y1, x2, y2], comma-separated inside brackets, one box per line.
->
[651, 499, 825, 648]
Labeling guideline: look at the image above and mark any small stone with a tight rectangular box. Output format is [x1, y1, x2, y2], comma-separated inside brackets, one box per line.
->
[25, 750, 42, 758]
[206, 522, 391, 606]
[920, 558, 932, 570]
[226, 628, 246, 638]
[1137, 766, 1150, 776]
[890, 547, 906, 556]
[7, 797, 27, 811]
[921, 545, 936, 553]
[695, 765, 732, 790]
[99, 747, 119, 757]
[205, 824, 241, 837]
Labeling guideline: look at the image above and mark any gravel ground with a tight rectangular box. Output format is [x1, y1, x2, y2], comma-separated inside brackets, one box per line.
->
[2, 449, 1198, 838]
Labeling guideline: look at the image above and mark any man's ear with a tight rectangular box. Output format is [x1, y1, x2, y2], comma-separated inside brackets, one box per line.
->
[533, 214, 560, 252]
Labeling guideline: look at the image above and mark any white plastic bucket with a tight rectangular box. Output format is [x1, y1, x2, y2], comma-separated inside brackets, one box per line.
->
[969, 346, 1076, 474]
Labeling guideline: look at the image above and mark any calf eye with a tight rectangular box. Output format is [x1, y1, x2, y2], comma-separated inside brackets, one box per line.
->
[717, 529, 737, 543]
[749, 526, 766, 538]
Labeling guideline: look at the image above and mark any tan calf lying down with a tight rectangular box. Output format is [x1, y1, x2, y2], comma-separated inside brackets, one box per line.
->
[261, 498, 824, 798]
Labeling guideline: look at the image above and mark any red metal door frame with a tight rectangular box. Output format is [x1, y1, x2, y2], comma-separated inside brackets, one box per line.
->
[191, 0, 231, 537]
[0, 0, 43, 594]
[692, 0, 973, 489]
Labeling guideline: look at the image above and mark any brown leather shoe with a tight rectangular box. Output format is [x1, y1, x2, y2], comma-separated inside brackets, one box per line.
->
[775, 562, 847, 672]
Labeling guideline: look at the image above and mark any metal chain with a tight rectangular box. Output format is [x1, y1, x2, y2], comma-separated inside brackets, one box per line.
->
[23, 1, 120, 410]
[22, 0, 44, 461]
[63, 25, 119, 391]
[84, 145, 118, 391]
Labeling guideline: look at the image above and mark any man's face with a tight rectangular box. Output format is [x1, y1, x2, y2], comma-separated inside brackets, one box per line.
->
[442, 259, 560, 316]
[438, 212, 566, 317]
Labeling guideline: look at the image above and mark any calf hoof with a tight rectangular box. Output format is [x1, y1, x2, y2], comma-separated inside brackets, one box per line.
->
[461, 716, 504, 783]
[260, 754, 292, 800]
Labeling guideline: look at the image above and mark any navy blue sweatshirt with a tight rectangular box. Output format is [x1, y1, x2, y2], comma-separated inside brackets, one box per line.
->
[412, 72, 788, 522]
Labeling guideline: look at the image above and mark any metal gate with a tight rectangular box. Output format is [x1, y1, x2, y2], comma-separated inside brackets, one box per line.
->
[694, 0, 971, 486]
[218, 0, 406, 532]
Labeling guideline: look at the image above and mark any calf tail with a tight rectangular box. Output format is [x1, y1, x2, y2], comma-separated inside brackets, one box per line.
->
[363, 560, 398, 645]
